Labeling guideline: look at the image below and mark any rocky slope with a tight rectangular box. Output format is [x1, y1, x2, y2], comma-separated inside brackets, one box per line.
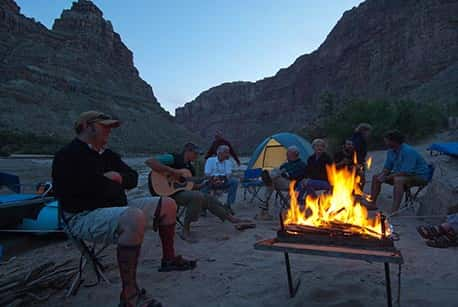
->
[0, 0, 199, 153]
[176, 0, 458, 150]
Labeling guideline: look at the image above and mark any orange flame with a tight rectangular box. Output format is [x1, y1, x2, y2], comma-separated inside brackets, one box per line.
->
[366, 156, 372, 170]
[353, 152, 358, 165]
[284, 164, 389, 238]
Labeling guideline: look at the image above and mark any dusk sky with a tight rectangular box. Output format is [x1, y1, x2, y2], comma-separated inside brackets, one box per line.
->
[16, 0, 363, 114]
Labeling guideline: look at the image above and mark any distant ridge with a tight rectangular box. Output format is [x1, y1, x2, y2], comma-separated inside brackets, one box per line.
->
[176, 0, 458, 150]
[0, 0, 200, 153]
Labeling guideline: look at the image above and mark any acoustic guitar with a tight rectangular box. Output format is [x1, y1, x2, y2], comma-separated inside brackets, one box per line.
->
[149, 169, 204, 196]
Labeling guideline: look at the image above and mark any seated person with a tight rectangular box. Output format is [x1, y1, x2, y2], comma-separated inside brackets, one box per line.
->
[334, 139, 366, 188]
[53, 111, 195, 307]
[299, 138, 332, 199]
[205, 130, 241, 166]
[334, 139, 356, 169]
[417, 213, 458, 248]
[352, 123, 372, 165]
[256, 146, 307, 220]
[146, 143, 248, 242]
[201, 145, 239, 213]
[369, 130, 430, 212]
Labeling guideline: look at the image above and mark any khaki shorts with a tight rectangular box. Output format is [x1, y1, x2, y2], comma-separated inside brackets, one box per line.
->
[64, 197, 161, 245]
[385, 175, 427, 187]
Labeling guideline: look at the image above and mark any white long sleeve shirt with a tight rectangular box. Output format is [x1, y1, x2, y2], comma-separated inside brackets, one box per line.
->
[204, 156, 233, 177]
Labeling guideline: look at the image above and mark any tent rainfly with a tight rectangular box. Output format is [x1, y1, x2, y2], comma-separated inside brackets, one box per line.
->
[247, 132, 313, 170]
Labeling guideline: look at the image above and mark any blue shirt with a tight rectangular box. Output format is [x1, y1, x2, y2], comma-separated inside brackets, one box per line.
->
[383, 144, 430, 180]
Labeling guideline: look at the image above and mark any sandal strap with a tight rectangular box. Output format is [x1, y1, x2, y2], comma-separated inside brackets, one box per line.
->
[417, 225, 442, 239]
[426, 234, 457, 248]
[120, 288, 162, 307]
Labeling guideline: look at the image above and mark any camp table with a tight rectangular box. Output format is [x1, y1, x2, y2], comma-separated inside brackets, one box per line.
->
[254, 238, 403, 307]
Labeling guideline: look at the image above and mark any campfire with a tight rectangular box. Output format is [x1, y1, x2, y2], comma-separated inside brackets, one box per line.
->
[279, 158, 393, 250]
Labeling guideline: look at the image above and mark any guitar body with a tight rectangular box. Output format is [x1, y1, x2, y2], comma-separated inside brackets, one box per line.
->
[149, 169, 195, 196]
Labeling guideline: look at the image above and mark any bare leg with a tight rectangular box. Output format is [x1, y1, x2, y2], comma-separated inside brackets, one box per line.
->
[158, 197, 177, 225]
[370, 174, 383, 203]
[392, 177, 407, 212]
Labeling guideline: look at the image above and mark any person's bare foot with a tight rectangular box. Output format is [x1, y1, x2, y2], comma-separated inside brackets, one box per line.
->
[359, 196, 378, 210]
[227, 214, 252, 224]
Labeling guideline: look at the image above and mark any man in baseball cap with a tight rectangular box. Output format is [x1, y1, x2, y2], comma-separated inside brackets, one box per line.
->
[53, 110, 196, 306]
[72, 111, 121, 152]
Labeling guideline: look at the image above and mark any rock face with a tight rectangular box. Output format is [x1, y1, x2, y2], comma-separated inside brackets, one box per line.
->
[0, 0, 199, 153]
[175, 0, 458, 151]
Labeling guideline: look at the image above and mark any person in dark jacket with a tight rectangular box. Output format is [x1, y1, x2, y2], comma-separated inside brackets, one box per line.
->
[351, 123, 372, 165]
[351, 123, 372, 189]
[256, 146, 307, 220]
[334, 139, 356, 169]
[205, 130, 241, 166]
[299, 138, 332, 198]
[52, 111, 195, 307]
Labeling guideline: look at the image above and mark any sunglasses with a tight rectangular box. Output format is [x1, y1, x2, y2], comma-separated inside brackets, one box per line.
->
[87, 114, 112, 124]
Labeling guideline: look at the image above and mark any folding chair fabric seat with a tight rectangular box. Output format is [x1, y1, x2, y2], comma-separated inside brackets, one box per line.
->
[241, 168, 264, 203]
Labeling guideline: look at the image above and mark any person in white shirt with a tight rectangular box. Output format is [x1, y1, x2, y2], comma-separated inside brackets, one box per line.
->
[203, 145, 239, 211]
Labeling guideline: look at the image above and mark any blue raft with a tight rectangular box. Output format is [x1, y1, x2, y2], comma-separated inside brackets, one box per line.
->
[428, 142, 458, 157]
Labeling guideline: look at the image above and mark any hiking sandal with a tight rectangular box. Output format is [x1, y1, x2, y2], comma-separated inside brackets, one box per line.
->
[417, 225, 442, 240]
[417, 224, 454, 240]
[425, 234, 458, 248]
[158, 255, 197, 272]
[119, 288, 162, 307]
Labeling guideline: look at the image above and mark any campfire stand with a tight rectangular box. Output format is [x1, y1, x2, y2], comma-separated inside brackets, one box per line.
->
[254, 212, 403, 307]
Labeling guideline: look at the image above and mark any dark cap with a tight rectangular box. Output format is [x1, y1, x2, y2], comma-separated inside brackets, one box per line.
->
[183, 142, 203, 154]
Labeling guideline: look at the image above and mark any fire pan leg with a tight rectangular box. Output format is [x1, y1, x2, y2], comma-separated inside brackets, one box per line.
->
[384, 262, 393, 307]
[397, 264, 401, 306]
[284, 252, 300, 298]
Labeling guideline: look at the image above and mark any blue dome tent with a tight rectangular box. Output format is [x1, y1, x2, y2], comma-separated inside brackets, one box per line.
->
[247, 132, 313, 170]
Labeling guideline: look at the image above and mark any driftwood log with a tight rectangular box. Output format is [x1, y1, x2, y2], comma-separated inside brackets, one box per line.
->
[0, 259, 80, 306]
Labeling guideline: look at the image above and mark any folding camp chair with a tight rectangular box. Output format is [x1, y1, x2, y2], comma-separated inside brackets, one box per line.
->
[176, 205, 186, 227]
[58, 207, 110, 296]
[241, 168, 264, 203]
[274, 189, 290, 210]
[390, 164, 435, 217]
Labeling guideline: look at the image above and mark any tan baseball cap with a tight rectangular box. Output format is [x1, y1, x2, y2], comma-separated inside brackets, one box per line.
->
[74, 111, 121, 131]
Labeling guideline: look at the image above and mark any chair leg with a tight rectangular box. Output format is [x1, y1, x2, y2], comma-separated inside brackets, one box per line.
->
[67, 255, 86, 297]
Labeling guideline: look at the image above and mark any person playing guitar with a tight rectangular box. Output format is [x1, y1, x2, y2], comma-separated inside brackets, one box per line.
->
[146, 143, 252, 242]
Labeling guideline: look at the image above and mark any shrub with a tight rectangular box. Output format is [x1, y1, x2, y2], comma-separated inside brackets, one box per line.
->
[0, 130, 69, 156]
[299, 99, 447, 150]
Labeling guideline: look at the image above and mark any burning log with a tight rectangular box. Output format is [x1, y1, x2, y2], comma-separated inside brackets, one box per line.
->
[281, 163, 392, 244]
[277, 222, 395, 251]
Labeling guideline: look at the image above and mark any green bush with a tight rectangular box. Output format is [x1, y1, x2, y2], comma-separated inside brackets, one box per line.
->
[0, 130, 69, 156]
[303, 99, 447, 150]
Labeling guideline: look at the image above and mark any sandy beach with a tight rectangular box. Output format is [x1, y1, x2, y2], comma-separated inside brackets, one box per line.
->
[1, 147, 457, 307]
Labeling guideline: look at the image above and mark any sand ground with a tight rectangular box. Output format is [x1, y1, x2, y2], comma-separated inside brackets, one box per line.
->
[0, 148, 457, 307]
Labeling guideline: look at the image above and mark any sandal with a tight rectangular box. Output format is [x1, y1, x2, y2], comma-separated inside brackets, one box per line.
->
[426, 234, 458, 248]
[416, 224, 455, 240]
[158, 255, 197, 272]
[417, 225, 442, 240]
[119, 288, 162, 307]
